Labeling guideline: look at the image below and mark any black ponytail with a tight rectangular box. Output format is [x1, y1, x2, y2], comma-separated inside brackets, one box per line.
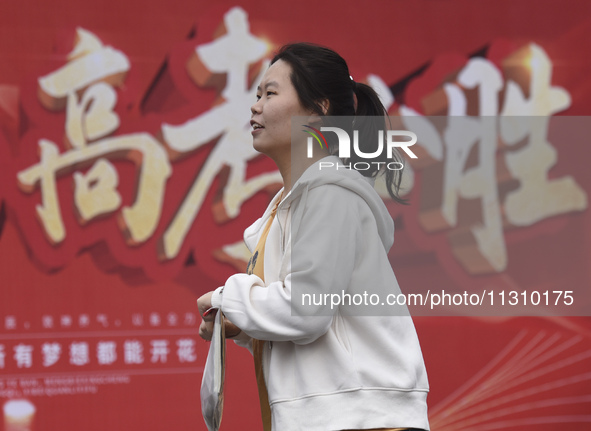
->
[350, 81, 407, 204]
[272, 43, 407, 204]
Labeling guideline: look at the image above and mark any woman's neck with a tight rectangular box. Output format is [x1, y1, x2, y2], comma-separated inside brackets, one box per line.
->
[273, 146, 330, 195]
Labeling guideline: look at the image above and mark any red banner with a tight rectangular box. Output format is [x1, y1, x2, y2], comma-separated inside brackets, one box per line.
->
[0, 0, 590, 430]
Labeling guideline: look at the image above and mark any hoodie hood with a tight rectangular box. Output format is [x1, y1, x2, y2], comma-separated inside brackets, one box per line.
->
[257, 156, 395, 252]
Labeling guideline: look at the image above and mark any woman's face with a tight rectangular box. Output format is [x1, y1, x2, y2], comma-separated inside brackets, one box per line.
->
[250, 60, 312, 159]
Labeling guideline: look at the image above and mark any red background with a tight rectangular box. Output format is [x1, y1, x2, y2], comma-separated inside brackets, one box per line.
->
[0, 1, 590, 430]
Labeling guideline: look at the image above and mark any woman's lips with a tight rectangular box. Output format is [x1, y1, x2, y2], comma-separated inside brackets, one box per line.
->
[250, 120, 264, 135]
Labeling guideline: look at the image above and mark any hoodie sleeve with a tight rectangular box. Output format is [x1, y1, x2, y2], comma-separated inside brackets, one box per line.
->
[212, 185, 365, 345]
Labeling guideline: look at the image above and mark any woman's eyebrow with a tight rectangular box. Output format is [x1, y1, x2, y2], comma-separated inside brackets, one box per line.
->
[257, 81, 279, 91]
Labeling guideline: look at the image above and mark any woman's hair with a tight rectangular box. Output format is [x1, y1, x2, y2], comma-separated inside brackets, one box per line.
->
[271, 42, 407, 204]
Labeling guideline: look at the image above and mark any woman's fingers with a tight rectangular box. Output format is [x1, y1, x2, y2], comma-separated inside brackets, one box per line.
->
[197, 292, 215, 321]
[224, 318, 242, 338]
[200, 317, 242, 340]
[199, 319, 214, 341]
[197, 294, 243, 340]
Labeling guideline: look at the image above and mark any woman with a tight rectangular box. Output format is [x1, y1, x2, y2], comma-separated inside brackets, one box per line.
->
[197, 43, 429, 431]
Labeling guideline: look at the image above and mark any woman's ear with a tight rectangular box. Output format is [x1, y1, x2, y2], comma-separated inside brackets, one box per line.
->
[319, 99, 330, 115]
[308, 99, 330, 125]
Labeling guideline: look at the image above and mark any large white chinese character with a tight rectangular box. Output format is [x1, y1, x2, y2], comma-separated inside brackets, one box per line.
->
[409, 58, 507, 273]
[38, 28, 129, 111]
[150, 340, 169, 363]
[124, 340, 144, 364]
[17, 28, 171, 245]
[401, 44, 585, 274]
[161, 7, 281, 259]
[42, 342, 62, 367]
[440, 58, 506, 273]
[176, 339, 196, 363]
[14, 344, 34, 368]
[97, 341, 117, 365]
[18, 135, 171, 245]
[70, 342, 90, 366]
[500, 44, 587, 226]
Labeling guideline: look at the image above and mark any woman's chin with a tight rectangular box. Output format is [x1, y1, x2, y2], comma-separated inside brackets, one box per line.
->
[252, 139, 268, 155]
[252, 139, 291, 164]
[252, 139, 278, 158]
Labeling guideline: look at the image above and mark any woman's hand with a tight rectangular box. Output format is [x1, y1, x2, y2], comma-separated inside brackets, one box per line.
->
[197, 291, 242, 341]
[197, 291, 214, 320]
[197, 292, 214, 341]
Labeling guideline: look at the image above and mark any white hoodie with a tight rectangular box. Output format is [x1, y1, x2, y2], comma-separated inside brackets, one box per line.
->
[211, 156, 429, 430]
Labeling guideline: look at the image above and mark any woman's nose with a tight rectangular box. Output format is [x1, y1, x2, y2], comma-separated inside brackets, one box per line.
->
[251, 99, 262, 115]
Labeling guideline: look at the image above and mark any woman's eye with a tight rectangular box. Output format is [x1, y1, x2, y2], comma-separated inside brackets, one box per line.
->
[255, 91, 275, 101]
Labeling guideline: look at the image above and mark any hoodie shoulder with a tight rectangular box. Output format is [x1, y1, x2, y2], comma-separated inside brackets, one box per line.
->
[290, 158, 395, 251]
